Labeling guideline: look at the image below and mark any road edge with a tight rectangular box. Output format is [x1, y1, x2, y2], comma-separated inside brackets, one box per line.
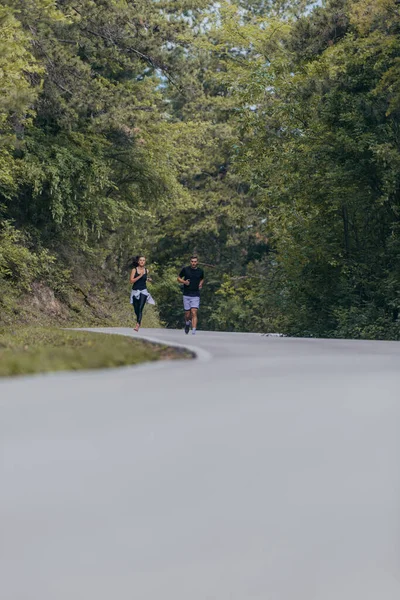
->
[73, 327, 212, 363]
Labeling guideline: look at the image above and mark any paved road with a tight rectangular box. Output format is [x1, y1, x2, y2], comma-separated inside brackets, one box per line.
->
[1, 328, 400, 600]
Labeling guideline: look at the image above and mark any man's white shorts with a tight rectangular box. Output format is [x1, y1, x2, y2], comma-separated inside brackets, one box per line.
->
[183, 295, 200, 311]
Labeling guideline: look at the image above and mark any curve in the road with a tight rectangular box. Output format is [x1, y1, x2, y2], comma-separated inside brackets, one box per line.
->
[1, 327, 400, 600]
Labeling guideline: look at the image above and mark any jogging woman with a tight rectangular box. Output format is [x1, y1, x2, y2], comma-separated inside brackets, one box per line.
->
[130, 255, 155, 332]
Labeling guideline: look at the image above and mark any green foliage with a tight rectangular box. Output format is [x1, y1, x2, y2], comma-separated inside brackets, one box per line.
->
[0, 5, 41, 120]
[208, 0, 400, 338]
[0, 4, 42, 195]
[0, 221, 56, 289]
[2, 0, 400, 340]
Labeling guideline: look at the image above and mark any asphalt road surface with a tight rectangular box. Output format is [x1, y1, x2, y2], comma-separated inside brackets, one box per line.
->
[1, 328, 400, 600]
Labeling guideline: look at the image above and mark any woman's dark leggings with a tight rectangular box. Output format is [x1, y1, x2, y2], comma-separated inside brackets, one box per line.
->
[132, 293, 147, 325]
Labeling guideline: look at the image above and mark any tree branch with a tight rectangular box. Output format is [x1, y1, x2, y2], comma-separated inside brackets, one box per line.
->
[71, 7, 184, 94]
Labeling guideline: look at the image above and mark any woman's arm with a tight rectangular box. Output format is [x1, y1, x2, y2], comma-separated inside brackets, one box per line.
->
[130, 268, 143, 284]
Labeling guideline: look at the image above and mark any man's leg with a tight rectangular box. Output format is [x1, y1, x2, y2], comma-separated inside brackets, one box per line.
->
[191, 308, 198, 333]
[183, 296, 191, 334]
[190, 297, 200, 334]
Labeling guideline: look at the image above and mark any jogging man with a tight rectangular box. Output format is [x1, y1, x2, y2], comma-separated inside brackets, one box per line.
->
[177, 256, 204, 335]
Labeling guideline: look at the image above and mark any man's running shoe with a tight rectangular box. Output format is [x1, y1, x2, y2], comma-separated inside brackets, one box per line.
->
[184, 321, 191, 334]
[192, 328, 197, 335]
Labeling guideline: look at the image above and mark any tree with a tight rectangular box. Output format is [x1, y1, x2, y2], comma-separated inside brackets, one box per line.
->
[0, 5, 42, 194]
[215, 0, 400, 338]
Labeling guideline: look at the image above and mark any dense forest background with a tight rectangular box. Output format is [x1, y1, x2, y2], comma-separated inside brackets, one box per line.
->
[1, 0, 400, 338]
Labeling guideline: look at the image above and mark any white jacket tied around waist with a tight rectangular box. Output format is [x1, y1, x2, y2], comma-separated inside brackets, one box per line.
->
[130, 288, 155, 305]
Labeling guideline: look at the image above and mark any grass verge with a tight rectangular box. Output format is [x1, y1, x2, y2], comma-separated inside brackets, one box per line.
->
[0, 327, 192, 377]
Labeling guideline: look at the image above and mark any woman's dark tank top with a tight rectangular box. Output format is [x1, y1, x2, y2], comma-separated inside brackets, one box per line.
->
[132, 268, 147, 291]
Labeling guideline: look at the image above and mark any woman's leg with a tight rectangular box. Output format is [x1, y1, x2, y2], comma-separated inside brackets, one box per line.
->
[132, 297, 140, 323]
[137, 293, 147, 325]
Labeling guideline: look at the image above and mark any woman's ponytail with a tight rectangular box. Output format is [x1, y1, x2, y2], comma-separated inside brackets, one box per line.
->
[128, 254, 144, 269]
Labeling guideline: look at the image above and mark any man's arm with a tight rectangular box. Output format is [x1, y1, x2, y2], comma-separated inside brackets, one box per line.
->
[199, 270, 205, 289]
[177, 269, 190, 286]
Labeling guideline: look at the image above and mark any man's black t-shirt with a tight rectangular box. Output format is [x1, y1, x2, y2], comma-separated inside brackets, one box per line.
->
[179, 266, 204, 297]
